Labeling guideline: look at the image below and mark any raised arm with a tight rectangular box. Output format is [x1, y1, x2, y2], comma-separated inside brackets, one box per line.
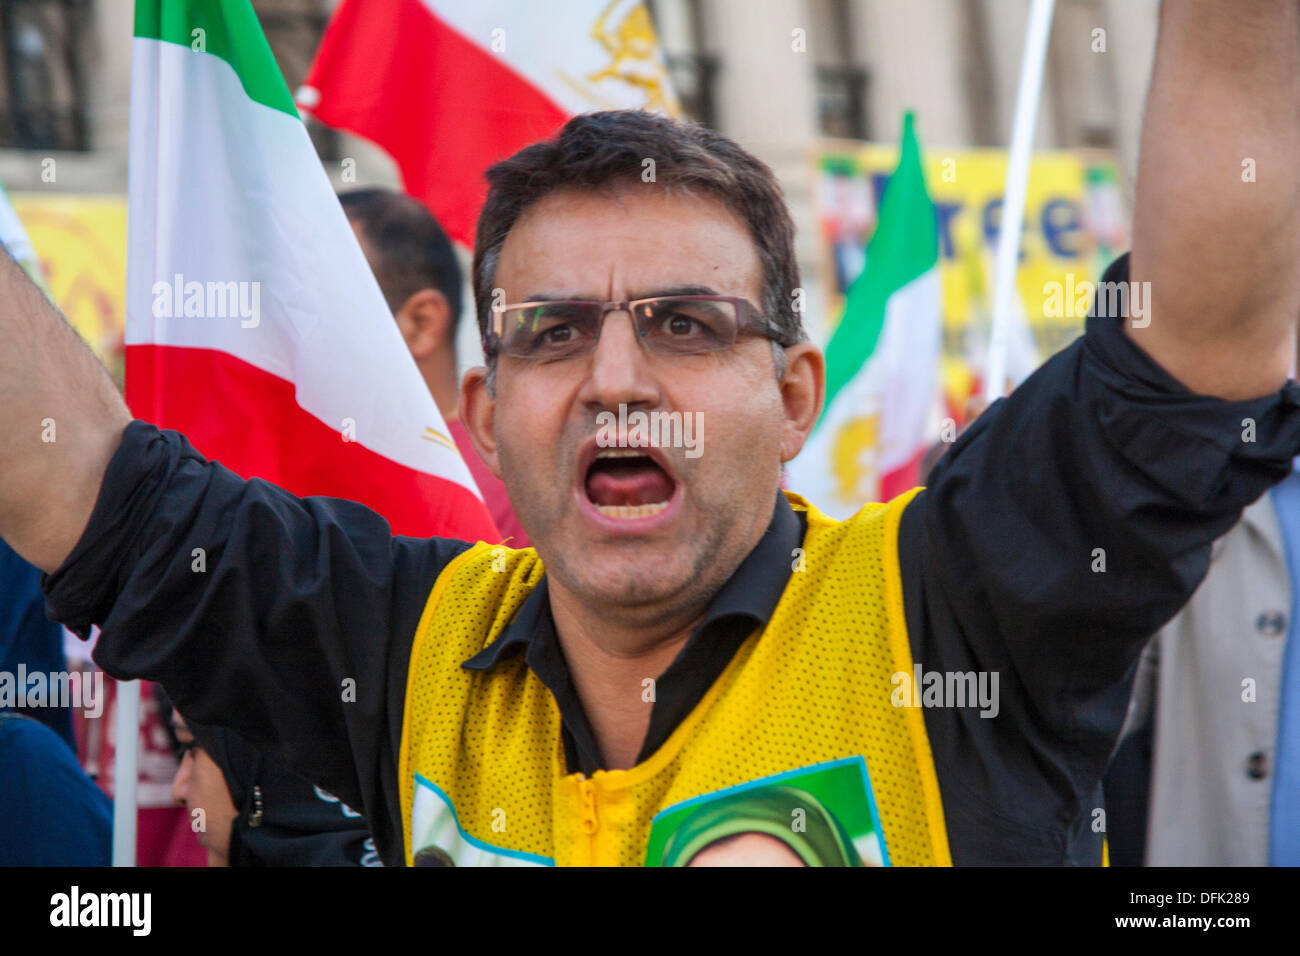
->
[905, 1, 1300, 863]
[1129, 0, 1300, 399]
[0, 247, 131, 572]
[0, 243, 460, 866]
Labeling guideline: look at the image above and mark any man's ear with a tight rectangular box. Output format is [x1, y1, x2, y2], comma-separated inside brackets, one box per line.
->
[778, 343, 825, 463]
[459, 366, 501, 478]
[396, 289, 450, 361]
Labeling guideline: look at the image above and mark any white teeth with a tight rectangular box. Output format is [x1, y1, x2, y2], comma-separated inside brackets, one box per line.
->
[595, 501, 670, 519]
[594, 449, 647, 459]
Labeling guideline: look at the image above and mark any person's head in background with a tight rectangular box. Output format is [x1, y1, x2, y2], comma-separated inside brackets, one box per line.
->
[341, 187, 464, 418]
[163, 695, 380, 868]
[168, 709, 239, 867]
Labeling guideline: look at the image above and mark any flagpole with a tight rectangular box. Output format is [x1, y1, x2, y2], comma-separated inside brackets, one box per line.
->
[112, 679, 140, 866]
[985, 0, 1056, 401]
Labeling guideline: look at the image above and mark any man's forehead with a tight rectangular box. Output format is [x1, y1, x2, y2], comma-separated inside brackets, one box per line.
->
[496, 187, 763, 300]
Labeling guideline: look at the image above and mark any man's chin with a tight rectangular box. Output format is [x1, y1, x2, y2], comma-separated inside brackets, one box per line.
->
[549, 542, 700, 609]
[574, 563, 695, 608]
[537, 502, 726, 612]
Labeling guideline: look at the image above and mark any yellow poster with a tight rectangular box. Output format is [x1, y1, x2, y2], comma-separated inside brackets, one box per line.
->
[816, 146, 1129, 412]
[11, 193, 127, 386]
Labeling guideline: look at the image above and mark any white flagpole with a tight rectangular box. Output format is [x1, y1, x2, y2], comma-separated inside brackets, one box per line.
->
[112, 679, 140, 866]
[985, 0, 1057, 400]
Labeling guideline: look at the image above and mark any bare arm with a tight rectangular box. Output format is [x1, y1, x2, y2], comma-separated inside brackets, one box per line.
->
[0, 247, 132, 572]
[1130, 0, 1300, 400]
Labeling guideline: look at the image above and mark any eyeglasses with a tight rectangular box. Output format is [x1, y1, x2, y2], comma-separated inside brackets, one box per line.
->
[175, 737, 201, 761]
[487, 295, 780, 360]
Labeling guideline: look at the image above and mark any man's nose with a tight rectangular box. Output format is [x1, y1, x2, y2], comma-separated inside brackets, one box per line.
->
[579, 309, 660, 410]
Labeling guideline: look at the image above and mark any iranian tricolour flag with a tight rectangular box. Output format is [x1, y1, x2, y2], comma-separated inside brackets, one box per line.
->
[126, 0, 499, 541]
[787, 113, 941, 518]
[297, 0, 678, 246]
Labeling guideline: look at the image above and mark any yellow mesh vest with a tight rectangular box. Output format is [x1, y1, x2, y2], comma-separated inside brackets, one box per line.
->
[398, 489, 951, 866]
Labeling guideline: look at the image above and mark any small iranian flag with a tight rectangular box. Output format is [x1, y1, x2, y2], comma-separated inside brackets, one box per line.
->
[788, 113, 941, 518]
[297, 0, 678, 246]
[126, 0, 499, 542]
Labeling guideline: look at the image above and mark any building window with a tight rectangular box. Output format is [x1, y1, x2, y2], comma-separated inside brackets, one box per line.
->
[816, 64, 869, 141]
[0, 0, 93, 151]
[811, 0, 868, 140]
[662, 51, 719, 128]
[647, 0, 717, 128]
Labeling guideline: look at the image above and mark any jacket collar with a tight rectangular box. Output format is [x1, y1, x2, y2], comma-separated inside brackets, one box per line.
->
[460, 492, 802, 673]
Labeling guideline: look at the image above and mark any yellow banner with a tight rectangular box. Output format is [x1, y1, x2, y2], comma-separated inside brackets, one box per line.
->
[11, 193, 127, 387]
[816, 146, 1128, 411]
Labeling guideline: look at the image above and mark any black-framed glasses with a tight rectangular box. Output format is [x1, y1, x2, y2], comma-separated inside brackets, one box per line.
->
[487, 295, 780, 360]
[175, 737, 201, 762]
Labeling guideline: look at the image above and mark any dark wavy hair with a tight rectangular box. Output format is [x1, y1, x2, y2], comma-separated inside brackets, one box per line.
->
[472, 110, 805, 370]
[341, 187, 463, 340]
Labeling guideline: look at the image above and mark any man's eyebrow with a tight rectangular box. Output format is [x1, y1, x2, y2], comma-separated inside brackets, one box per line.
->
[518, 285, 723, 302]
[628, 285, 722, 300]
[515, 293, 590, 304]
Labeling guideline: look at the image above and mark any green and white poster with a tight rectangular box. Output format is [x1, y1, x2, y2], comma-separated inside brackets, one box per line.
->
[646, 757, 888, 867]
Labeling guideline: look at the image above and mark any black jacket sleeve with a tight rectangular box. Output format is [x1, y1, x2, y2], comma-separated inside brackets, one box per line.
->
[901, 254, 1300, 864]
[43, 421, 471, 866]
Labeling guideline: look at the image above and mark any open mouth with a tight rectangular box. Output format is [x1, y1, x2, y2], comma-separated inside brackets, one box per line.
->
[583, 448, 677, 519]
